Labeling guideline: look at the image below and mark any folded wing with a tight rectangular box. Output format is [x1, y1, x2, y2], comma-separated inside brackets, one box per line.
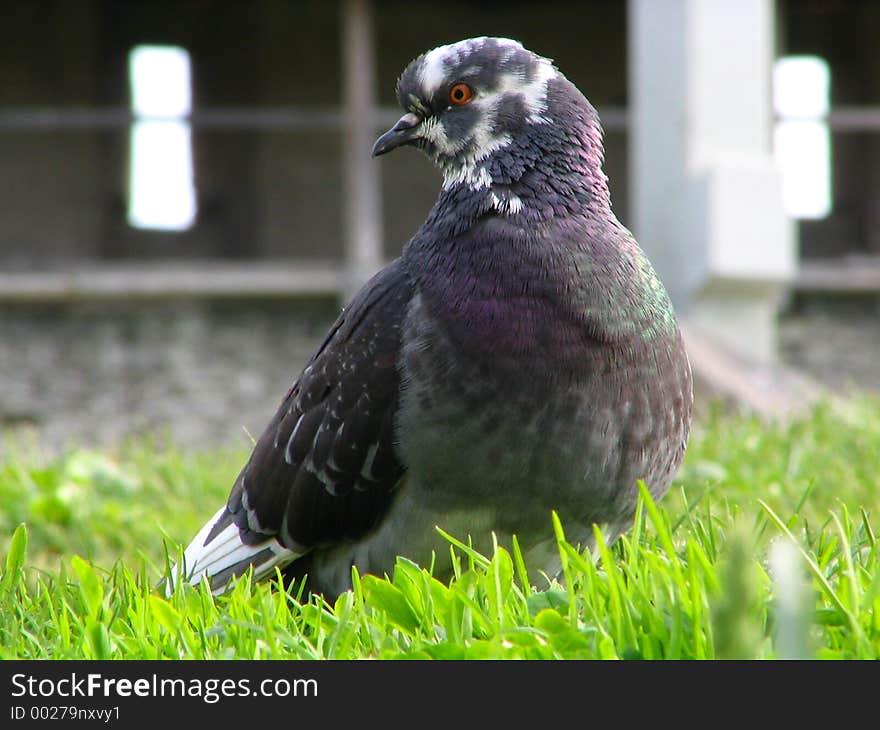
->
[174, 260, 412, 593]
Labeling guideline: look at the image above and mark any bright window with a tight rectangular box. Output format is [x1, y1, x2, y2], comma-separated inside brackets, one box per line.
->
[127, 46, 197, 231]
[773, 56, 832, 220]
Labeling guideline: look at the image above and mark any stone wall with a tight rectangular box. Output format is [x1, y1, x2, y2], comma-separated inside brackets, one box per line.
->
[0, 297, 340, 450]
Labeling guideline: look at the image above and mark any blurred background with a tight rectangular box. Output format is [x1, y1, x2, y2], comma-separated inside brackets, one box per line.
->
[0, 0, 878, 449]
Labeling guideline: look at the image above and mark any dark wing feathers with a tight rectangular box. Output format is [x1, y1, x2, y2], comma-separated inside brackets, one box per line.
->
[225, 259, 412, 553]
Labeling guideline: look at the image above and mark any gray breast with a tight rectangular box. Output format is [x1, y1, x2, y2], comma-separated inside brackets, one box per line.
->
[395, 292, 692, 549]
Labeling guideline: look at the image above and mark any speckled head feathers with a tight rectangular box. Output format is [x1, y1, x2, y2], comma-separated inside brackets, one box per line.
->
[374, 37, 566, 190]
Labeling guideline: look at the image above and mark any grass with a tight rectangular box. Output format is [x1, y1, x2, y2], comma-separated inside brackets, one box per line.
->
[0, 398, 878, 659]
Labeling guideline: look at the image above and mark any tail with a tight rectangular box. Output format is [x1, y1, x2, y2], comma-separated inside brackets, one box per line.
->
[165, 506, 302, 596]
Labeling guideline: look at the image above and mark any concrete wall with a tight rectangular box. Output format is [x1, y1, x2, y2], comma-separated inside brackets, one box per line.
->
[0, 298, 339, 449]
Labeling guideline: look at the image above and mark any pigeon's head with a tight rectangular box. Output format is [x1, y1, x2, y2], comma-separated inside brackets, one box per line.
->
[372, 37, 561, 190]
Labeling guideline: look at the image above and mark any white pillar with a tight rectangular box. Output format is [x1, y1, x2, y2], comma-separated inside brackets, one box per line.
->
[629, 0, 795, 364]
[341, 0, 383, 298]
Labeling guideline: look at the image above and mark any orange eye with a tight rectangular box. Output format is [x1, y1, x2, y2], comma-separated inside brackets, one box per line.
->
[449, 83, 473, 106]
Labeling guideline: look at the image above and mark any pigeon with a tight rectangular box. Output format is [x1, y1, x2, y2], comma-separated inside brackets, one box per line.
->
[172, 37, 693, 599]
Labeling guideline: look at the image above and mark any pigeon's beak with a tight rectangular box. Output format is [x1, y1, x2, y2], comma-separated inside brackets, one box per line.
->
[372, 112, 422, 157]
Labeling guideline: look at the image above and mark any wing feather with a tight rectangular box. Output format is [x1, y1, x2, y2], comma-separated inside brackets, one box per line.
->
[175, 260, 412, 593]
